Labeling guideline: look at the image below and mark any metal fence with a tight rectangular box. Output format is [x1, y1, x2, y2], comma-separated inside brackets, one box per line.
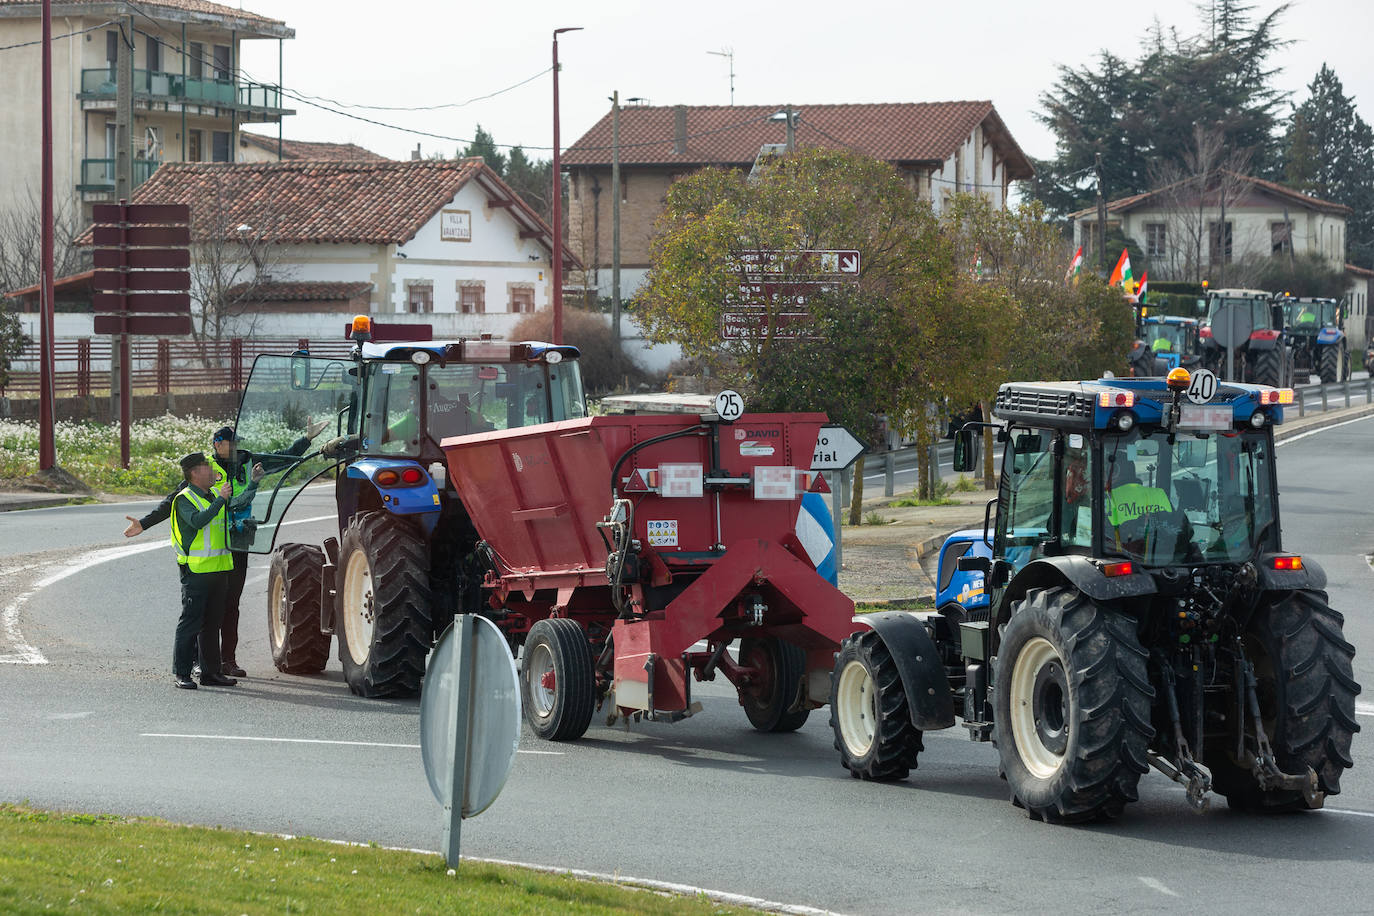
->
[2, 337, 355, 398]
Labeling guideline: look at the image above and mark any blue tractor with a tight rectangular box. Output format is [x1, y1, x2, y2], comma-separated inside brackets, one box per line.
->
[232, 318, 587, 697]
[1128, 315, 1201, 377]
[1275, 295, 1350, 384]
[828, 371, 1359, 821]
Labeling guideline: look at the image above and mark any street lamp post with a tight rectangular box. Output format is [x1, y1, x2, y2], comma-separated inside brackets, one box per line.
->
[550, 26, 582, 346]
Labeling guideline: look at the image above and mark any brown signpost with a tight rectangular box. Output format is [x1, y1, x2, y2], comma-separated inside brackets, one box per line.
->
[91, 201, 192, 467]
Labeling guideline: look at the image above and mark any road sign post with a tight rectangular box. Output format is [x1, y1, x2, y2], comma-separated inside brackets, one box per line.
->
[420, 614, 521, 869]
[810, 424, 867, 580]
[91, 202, 191, 467]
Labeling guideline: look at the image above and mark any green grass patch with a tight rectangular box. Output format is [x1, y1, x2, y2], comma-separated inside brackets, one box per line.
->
[887, 497, 960, 508]
[855, 597, 933, 612]
[0, 803, 753, 915]
[862, 510, 891, 525]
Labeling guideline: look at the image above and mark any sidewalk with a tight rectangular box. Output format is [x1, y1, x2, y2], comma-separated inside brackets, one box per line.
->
[836, 399, 1374, 606]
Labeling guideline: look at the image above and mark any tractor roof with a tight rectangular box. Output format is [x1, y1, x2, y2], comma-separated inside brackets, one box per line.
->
[359, 340, 581, 362]
[993, 378, 1288, 431]
[1141, 315, 1198, 326]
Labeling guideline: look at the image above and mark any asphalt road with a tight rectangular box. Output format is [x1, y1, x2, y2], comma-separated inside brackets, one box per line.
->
[2, 418, 1373, 915]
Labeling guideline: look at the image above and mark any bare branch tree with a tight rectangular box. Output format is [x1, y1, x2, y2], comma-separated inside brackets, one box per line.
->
[0, 188, 86, 296]
[1147, 124, 1254, 283]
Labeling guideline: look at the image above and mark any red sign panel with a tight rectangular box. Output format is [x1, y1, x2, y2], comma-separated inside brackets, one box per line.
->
[722, 311, 816, 340]
[93, 248, 191, 269]
[92, 224, 192, 247]
[93, 269, 192, 292]
[95, 314, 194, 336]
[343, 322, 435, 342]
[93, 292, 191, 314]
[92, 203, 191, 224]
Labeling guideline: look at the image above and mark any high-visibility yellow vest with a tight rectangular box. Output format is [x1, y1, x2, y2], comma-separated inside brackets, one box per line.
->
[212, 452, 253, 531]
[170, 488, 232, 573]
[1106, 483, 1172, 527]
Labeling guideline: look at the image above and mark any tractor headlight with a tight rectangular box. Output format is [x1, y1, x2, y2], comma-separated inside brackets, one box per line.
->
[1112, 411, 1135, 432]
[1249, 411, 1267, 428]
[411, 350, 432, 366]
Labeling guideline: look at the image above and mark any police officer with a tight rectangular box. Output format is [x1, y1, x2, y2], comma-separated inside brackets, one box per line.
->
[171, 453, 236, 689]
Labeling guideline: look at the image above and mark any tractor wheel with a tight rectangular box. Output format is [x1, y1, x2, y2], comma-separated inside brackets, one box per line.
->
[994, 587, 1153, 823]
[737, 636, 810, 732]
[336, 511, 432, 698]
[1207, 590, 1360, 811]
[1318, 345, 1344, 385]
[1252, 348, 1284, 387]
[267, 543, 330, 674]
[520, 617, 595, 741]
[829, 630, 924, 780]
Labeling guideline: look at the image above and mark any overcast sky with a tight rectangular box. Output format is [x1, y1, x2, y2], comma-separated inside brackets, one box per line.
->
[237, 0, 1372, 167]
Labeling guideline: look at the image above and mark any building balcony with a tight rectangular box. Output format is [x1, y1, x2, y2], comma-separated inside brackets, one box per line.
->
[77, 158, 161, 194]
[78, 68, 292, 120]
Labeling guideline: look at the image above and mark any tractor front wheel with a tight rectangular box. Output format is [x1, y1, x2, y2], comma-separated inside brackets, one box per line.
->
[737, 636, 809, 732]
[521, 618, 595, 741]
[1207, 590, 1360, 811]
[268, 543, 330, 674]
[336, 511, 432, 698]
[829, 630, 924, 780]
[995, 587, 1153, 823]
[1318, 344, 1345, 385]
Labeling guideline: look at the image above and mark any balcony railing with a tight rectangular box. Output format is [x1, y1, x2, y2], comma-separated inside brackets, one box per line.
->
[77, 158, 161, 193]
[79, 68, 285, 112]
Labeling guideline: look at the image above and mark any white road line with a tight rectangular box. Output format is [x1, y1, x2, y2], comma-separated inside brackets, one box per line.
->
[1277, 412, 1374, 445]
[140, 733, 563, 755]
[1327, 807, 1374, 819]
[1138, 877, 1179, 897]
[1356, 702, 1374, 718]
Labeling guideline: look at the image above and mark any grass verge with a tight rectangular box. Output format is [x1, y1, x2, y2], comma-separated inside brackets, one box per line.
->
[0, 803, 753, 915]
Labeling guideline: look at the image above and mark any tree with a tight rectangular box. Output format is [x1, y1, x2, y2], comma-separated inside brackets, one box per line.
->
[1281, 65, 1374, 265]
[189, 176, 291, 345]
[504, 146, 553, 222]
[460, 124, 507, 175]
[1032, 3, 1291, 219]
[0, 189, 85, 301]
[509, 307, 645, 395]
[1146, 126, 1255, 284]
[0, 297, 29, 391]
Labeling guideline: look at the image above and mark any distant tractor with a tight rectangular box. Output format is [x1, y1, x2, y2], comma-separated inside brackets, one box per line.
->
[1199, 289, 1293, 387]
[1276, 295, 1350, 384]
[828, 370, 1359, 821]
[1128, 315, 1201, 377]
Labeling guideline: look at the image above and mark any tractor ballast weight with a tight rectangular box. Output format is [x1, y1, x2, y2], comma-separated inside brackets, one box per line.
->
[439, 411, 859, 735]
[829, 371, 1360, 821]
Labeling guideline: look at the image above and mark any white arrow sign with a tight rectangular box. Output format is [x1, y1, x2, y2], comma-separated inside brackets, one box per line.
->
[811, 425, 866, 470]
[839, 253, 859, 273]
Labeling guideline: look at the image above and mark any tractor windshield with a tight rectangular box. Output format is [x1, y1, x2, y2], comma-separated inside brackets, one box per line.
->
[361, 357, 586, 456]
[1285, 301, 1339, 330]
[1100, 428, 1277, 565]
[1145, 323, 1188, 353]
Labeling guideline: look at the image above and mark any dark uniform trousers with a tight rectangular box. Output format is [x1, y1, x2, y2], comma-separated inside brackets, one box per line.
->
[174, 565, 229, 678]
[221, 550, 249, 664]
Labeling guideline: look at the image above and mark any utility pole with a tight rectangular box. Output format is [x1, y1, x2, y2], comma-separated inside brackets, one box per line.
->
[610, 90, 622, 340]
[785, 105, 796, 154]
[1095, 152, 1107, 275]
[550, 27, 582, 346]
[38, 0, 55, 470]
[111, 16, 134, 426]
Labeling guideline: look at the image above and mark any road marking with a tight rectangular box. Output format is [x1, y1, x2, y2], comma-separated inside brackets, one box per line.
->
[1277, 412, 1374, 446]
[1328, 807, 1374, 819]
[1137, 877, 1179, 897]
[46, 711, 94, 720]
[1356, 702, 1374, 718]
[140, 733, 563, 755]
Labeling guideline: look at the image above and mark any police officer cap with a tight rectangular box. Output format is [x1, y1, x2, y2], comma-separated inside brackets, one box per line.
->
[212, 426, 241, 443]
[179, 451, 209, 471]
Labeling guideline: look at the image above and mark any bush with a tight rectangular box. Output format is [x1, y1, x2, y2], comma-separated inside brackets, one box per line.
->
[510, 307, 649, 395]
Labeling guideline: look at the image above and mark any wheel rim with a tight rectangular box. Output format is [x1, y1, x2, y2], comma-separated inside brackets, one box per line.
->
[526, 640, 556, 720]
[269, 569, 287, 649]
[836, 658, 877, 757]
[1010, 636, 1070, 780]
[743, 642, 777, 706]
[342, 550, 374, 667]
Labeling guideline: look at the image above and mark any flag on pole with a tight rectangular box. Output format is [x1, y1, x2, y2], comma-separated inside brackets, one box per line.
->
[1108, 248, 1132, 289]
[1065, 246, 1084, 285]
[971, 248, 984, 279]
[1136, 271, 1148, 303]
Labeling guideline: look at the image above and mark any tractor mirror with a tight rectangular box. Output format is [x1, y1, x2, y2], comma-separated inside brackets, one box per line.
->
[952, 427, 978, 473]
[290, 353, 311, 390]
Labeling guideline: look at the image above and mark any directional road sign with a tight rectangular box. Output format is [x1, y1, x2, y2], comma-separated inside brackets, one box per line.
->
[722, 311, 815, 340]
[729, 249, 861, 277]
[811, 425, 866, 470]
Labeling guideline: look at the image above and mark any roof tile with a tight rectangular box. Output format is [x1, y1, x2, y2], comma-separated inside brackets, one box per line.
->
[238, 132, 387, 162]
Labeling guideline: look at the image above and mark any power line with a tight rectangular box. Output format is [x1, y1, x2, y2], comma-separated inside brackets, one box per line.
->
[0, 19, 117, 52]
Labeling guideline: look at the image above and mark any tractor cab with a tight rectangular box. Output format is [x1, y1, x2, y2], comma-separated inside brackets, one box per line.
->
[1275, 295, 1349, 384]
[1129, 315, 1200, 375]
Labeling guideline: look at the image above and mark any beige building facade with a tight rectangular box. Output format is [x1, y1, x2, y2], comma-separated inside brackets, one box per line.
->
[0, 0, 292, 224]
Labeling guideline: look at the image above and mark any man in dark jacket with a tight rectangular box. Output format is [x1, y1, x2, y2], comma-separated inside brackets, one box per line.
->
[125, 420, 326, 676]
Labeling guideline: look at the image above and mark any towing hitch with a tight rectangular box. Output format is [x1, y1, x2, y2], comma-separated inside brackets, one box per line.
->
[1238, 643, 1325, 809]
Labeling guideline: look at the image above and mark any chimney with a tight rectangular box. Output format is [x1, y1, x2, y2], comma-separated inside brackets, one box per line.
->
[674, 105, 687, 156]
[411, 143, 421, 161]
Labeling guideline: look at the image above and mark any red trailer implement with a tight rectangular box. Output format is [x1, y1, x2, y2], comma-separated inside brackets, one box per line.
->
[441, 411, 860, 740]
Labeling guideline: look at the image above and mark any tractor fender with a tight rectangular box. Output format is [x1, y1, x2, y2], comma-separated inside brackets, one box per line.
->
[858, 611, 955, 731]
[1316, 328, 1344, 346]
[1258, 554, 1328, 591]
[1246, 335, 1279, 352]
[345, 459, 441, 517]
[1003, 556, 1156, 609]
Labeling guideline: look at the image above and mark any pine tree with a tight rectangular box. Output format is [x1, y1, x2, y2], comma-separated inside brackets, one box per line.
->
[461, 124, 507, 176]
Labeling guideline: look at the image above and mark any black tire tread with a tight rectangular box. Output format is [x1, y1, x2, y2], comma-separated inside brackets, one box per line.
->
[269, 543, 330, 674]
[829, 630, 925, 781]
[739, 636, 810, 733]
[1318, 345, 1342, 385]
[522, 617, 595, 741]
[337, 511, 432, 698]
[1253, 348, 1284, 387]
[996, 587, 1154, 823]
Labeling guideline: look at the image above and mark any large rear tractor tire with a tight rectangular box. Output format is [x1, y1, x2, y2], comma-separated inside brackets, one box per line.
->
[268, 543, 330, 674]
[520, 617, 595, 741]
[830, 630, 924, 780]
[1318, 345, 1345, 385]
[1252, 348, 1284, 387]
[738, 636, 810, 732]
[994, 587, 1154, 823]
[1207, 590, 1360, 811]
[337, 511, 432, 698]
